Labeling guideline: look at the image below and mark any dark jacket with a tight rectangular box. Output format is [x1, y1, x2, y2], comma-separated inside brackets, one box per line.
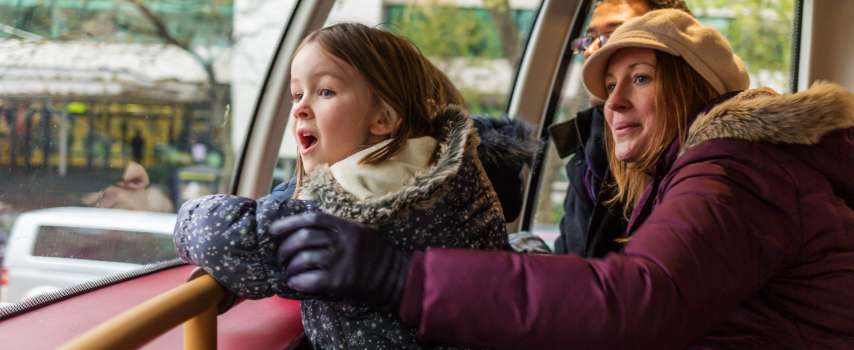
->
[549, 107, 627, 257]
[398, 83, 854, 349]
[471, 116, 537, 223]
[175, 106, 508, 350]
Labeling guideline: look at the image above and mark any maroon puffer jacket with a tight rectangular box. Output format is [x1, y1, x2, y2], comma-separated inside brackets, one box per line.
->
[398, 83, 854, 349]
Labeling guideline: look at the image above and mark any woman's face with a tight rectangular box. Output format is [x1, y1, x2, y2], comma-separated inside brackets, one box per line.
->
[604, 47, 657, 163]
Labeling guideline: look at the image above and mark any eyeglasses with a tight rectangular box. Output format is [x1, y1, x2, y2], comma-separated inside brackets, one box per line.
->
[571, 33, 611, 55]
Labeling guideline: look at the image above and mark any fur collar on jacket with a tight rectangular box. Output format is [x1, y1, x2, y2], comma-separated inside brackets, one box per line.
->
[681, 81, 854, 155]
[302, 105, 477, 224]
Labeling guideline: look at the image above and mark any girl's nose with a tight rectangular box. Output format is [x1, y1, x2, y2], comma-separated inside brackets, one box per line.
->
[292, 100, 312, 119]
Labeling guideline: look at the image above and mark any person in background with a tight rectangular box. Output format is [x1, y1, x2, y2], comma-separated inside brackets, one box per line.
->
[81, 161, 174, 213]
[130, 129, 145, 163]
[551, 0, 691, 257]
[271, 9, 854, 348]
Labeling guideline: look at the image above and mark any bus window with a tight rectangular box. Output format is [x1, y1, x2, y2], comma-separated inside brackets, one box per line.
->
[0, 0, 298, 303]
[274, 0, 543, 188]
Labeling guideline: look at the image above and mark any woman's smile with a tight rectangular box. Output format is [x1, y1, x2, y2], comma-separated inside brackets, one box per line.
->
[611, 119, 642, 137]
[603, 48, 658, 162]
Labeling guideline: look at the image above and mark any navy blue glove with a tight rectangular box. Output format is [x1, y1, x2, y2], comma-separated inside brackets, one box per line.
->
[271, 212, 410, 309]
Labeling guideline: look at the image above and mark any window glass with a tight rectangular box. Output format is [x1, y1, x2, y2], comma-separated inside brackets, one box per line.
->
[34, 226, 176, 264]
[530, 1, 796, 248]
[275, 0, 542, 188]
[0, 0, 297, 302]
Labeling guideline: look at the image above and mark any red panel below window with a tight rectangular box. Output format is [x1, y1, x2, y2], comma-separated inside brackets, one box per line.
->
[0, 264, 304, 349]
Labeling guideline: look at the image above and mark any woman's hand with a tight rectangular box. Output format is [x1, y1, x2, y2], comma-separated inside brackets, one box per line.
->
[271, 212, 410, 309]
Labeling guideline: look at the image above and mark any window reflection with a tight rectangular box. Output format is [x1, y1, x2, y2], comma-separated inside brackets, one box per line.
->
[0, 0, 297, 304]
[33, 225, 176, 265]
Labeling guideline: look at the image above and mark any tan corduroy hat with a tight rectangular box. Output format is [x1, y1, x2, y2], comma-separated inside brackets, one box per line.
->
[582, 9, 749, 101]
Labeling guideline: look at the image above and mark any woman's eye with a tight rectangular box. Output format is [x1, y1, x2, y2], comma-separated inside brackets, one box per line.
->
[633, 75, 651, 84]
[605, 82, 616, 93]
[319, 89, 335, 97]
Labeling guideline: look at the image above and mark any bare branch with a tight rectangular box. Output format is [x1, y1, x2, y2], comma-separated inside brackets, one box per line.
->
[125, 0, 188, 50]
[122, 0, 217, 89]
[0, 23, 43, 40]
[484, 0, 520, 63]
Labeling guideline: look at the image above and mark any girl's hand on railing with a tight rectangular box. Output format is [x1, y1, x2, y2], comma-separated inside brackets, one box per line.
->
[173, 193, 321, 300]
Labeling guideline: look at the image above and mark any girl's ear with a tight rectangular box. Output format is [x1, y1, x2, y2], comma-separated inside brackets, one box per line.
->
[369, 103, 401, 138]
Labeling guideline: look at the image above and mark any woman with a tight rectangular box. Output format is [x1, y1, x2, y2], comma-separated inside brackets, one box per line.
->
[271, 9, 854, 349]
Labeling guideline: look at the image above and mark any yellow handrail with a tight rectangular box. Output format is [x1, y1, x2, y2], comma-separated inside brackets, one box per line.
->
[60, 274, 225, 350]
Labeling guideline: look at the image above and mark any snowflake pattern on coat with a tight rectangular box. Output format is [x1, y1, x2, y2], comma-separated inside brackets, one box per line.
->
[173, 106, 508, 349]
[174, 191, 321, 299]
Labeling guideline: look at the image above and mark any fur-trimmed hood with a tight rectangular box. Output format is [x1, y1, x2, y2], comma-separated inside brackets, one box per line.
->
[472, 115, 539, 222]
[303, 106, 537, 223]
[472, 116, 538, 176]
[172, 107, 508, 307]
[683, 81, 854, 150]
[681, 81, 854, 205]
[298, 105, 508, 350]
[303, 105, 483, 224]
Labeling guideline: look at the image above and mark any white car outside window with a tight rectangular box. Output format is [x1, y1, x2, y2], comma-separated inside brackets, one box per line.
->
[1, 207, 177, 304]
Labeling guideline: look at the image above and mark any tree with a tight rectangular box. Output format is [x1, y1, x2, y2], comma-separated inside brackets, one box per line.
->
[388, 0, 526, 115]
[693, 0, 794, 90]
[121, 0, 234, 189]
[484, 0, 520, 63]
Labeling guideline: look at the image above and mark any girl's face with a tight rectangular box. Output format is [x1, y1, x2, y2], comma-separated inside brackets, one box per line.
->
[289, 42, 394, 174]
[603, 47, 658, 163]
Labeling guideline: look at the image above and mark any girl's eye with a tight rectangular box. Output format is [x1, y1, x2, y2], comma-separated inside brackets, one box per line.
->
[319, 89, 335, 97]
[292, 93, 303, 102]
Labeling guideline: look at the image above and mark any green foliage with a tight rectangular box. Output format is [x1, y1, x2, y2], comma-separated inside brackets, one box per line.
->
[385, 1, 535, 115]
[386, 3, 498, 59]
[0, 0, 233, 45]
[693, 0, 794, 89]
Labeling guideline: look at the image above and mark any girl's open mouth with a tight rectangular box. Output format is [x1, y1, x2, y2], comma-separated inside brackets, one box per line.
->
[298, 130, 318, 154]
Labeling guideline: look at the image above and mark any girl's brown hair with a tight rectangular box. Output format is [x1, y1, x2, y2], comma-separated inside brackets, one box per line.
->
[605, 51, 718, 217]
[296, 23, 464, 165]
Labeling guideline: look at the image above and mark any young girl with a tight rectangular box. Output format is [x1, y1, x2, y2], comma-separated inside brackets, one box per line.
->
[173, 23, 518, 349]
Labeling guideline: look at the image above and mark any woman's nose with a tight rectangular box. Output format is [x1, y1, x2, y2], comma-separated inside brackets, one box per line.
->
[606, 84, 631, 112]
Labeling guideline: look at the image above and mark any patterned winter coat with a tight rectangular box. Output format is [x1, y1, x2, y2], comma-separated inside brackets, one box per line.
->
[174, 106, 508, 349]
